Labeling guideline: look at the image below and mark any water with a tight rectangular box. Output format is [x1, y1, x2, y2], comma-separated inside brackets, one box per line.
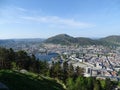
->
[35, 53, 59, 61]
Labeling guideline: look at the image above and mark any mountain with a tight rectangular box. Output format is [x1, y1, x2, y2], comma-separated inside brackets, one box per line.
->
[44, 34, 101, 45]
[100, 35, 120, 46]
[76, 37, 101, 45]
[0, 39, 15, 45]
[0, 38, 44, 49]
[0, 39, 44, 45]
[13, 38, 44, 43]
[1, 34, 120, 46]
[44, 34, 77, 45]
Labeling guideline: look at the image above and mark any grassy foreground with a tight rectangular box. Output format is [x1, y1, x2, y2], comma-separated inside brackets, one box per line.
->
[0, 70, 65, 90]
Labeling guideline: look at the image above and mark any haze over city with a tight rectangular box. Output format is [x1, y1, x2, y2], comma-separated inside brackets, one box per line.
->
[0, 0, 120, 39]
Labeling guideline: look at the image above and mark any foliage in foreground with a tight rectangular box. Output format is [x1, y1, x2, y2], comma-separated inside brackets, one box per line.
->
[66, 76, 118, 90]
[0, 70, 65, 90]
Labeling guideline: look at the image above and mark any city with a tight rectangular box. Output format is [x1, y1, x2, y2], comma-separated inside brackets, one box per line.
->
[1, 0, 120, 90]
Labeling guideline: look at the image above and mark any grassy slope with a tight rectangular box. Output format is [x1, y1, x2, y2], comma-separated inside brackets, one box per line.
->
[0, 70, 65, 90]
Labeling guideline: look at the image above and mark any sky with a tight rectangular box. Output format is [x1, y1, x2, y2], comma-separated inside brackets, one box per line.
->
[0, 0, 120, 39]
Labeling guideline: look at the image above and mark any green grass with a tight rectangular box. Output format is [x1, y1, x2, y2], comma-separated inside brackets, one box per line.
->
[0, 70, 65, 90]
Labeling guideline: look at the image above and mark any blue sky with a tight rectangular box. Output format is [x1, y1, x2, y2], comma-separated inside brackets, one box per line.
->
[0, 0, 120, 39]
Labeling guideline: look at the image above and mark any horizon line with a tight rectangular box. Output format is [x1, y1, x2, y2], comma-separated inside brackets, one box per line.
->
[0, 34, 120, 40]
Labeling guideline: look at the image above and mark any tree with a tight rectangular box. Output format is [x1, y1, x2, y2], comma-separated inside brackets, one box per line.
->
[66, 78, 75, 90]
[63, 61, 69, 82]
[11, 62, 17, 70]
[33, 60, 40, 74]
[93, 80, 102, 90]
[50, 62, 62, 79]
[39, 61, 49, 76]
[75, 66, 84, 78]
[8, 48, 15, 61]
[74, 76, 87, 90]
[0, 48, 12, 69]
[68, 63, 74, 78]
[86, 77, 94, 90]
[104, 78, 113, 90]
[16, 50, 30, 70]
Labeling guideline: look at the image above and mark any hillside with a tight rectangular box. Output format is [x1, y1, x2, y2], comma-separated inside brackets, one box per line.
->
[76, 37, 102, 45]
[0, 70, 64, 90]
[100, 35, 120, 46]
[0, 38, 44, 49]
[1, 34, 120, 46]
[45, 34, 120, 46]
[0, 40, 15, 45]
[0, 39, 44, 45]
[44, 34, 77, 45]
[45, 34, 101, 45]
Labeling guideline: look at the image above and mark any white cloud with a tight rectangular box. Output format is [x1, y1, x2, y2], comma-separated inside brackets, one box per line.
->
[16, 7, 27, 12]
[0, 6, 95, 29]
[0, 6, 26, 15]
[21, 16, 95, 28]
[0, 6, 28, 24]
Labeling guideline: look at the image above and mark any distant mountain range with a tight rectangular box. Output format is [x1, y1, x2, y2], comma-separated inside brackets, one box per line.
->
[44, 34, 120, 46]
[100, 35, 120, 46]
[1, 34, 120, 47]
[44, 34, 100, 45]
[0, 38, 44, 48]
[0, 38, 44, 44]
